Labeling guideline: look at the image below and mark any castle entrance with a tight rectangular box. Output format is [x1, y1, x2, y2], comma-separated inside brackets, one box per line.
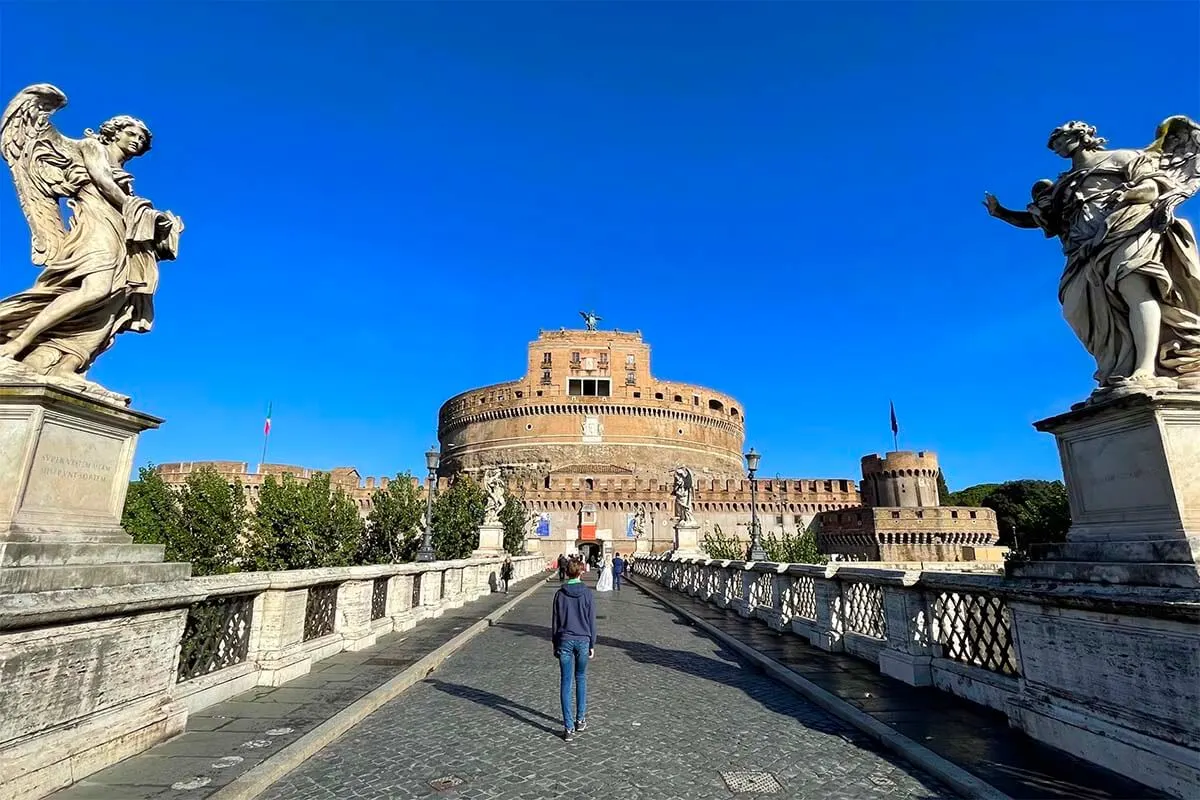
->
[576, 540, 602, 565]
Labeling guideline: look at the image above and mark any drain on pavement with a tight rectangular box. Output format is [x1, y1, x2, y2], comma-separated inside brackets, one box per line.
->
[429, 775, 465, 791]
[720, 770, 783, 794]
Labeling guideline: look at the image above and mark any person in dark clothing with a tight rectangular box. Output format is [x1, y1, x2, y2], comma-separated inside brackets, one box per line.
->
[556, 554, 567, 582]
[611, 553, 625, 591]
[551, 559, 595, 742]
[500, 557, 514, 593]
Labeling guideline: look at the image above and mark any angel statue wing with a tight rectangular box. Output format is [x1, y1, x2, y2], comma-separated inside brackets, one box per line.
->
[1, 84, 82, 266]
[1148, 115, 1200, 227]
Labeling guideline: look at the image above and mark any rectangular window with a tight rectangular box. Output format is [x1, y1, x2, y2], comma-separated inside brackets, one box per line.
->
[570, 378, 610, 397]
[570, 351, 581, 365]
[625, 354, 635, 366]
[542, 352, 552, 365]
[541, 370, 551, 384]
[626, 370, 636, 385]
[598, 352, 609, 365]
[693, 395, 700, 406]
[774, 514, 784, 525]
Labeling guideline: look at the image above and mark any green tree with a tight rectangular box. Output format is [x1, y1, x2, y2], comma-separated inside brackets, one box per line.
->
[499, 494, 530, 555]
[242, 472, 366, 570]
[361, 473, 424, 563]
[431, 474, 485, 560]
[764, 523, 827, 565]
[701, 523, 743, 560]
[175, 467, 247, 575]
[123, 465, 185, 556]
[982, 479, 1070, 550]
[944, 482, 1001, 508]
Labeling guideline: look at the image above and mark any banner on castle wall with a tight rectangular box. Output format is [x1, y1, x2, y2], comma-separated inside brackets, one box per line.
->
[625, 515, 637, 539]
[536, 514, 551, 537]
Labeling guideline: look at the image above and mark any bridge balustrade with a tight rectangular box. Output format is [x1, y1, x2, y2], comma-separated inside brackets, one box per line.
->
[632, 554, 1019, 713]
[172, 555, 544, 714]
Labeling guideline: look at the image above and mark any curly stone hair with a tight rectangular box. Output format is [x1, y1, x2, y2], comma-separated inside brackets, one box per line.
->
[85, 114, 153, 155]
[1047, 121, 1106, 152]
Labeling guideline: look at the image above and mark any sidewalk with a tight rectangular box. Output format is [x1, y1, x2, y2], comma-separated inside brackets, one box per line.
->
[50, 574, 547, 800]
[632, 577, 1166, 800]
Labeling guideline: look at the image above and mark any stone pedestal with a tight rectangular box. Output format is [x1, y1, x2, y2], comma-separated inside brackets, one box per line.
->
[635, 535, 650, 553]
[1013, 390, 1200, 588]
[672, 521, 701, 556]
[473, 521, 505, 557]
[0, 383, 196, 799]
[1006, 390, 1200, 798]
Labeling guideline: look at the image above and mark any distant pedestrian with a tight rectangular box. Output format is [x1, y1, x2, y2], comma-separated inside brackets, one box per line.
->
[612, 553, 625, 591]
[500, 557, 514, 594]
[552, 559, 596, 742]
[557, 554, 567, 582]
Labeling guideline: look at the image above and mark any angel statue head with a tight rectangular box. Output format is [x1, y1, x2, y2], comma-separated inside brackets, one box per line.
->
[1047, 121, 1107, 158]
[86, 114, 153, 161]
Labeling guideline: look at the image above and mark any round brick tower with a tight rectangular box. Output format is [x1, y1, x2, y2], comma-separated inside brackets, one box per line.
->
[437, 328, 746, 480]
[860, 450, 941, 508]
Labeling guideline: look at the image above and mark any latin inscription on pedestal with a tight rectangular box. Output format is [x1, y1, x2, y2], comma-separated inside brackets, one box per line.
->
[22, 421, 125, 515]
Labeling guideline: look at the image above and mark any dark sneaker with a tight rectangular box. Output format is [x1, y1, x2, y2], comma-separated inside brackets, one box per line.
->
[563, 729, 575, 742]
[576, 720, 588, 732]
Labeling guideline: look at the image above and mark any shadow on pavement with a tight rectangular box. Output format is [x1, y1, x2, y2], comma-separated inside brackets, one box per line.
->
[425, 678, 562, 735]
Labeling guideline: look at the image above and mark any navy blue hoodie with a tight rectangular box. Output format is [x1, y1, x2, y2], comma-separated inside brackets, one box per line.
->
[552, 580, 596, 651]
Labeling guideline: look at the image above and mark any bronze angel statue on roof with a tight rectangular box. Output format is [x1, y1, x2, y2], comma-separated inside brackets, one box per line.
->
[984, 115, 1200, 397]
[0, 84, 182, 391]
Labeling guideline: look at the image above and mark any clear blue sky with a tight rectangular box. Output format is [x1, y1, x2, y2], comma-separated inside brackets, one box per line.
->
[1, 2, 1196, 489]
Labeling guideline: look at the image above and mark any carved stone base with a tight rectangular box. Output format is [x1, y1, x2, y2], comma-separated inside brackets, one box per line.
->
[1008, 595, 1200, 798]
[672, 521, 702, 556]
[473, 522, 505, 557]
[1018, 390, 1200, 587]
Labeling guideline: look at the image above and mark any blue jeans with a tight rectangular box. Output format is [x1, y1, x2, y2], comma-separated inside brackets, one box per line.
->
[613, 573, 622, 590]
[557, 638, 590, 730]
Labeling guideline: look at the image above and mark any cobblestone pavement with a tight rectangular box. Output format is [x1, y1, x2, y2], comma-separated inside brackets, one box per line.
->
[262, 581, 956, 800]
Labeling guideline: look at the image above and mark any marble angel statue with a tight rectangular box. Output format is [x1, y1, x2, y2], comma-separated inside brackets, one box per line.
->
[0, 84, 182, 394]
[984, 116, 1200, 396]
[672, 466, 695, 524]
[631, 505, 647, 539]
[483, 468, 506, 524]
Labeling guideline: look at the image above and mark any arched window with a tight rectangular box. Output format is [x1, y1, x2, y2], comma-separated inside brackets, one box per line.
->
[585, 478, 594, 491]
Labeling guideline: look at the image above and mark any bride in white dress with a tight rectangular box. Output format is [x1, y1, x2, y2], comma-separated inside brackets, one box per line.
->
[595, 557, 614, 592]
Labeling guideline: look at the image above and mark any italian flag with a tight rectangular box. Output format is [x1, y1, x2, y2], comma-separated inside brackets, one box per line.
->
[264, 402, 272, 436]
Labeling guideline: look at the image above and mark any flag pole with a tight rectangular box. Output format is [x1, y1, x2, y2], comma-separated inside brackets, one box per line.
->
[889, 400, 899, 452]
[259, 402, 272, 472]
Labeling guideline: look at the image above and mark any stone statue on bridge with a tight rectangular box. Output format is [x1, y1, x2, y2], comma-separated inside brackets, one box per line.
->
[672, 466, 695, 525]
[632, 505, 647, 539]
[483, 468, 506, 525]
[983, 115, 1200, 397]
[0, 84, 183, 403]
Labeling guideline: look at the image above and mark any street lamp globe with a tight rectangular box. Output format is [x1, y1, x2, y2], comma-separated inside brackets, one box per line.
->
[425, 446, 440, 473]
[745, 447, 761, 475]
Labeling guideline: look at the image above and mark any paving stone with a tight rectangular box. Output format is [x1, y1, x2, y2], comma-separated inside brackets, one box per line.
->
[261, 582, 955, 800]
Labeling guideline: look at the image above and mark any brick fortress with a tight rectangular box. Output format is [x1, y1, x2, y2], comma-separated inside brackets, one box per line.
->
[437, 327, 862, 558]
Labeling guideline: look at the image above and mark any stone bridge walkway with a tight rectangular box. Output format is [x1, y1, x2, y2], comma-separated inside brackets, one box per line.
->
[260, 580, 954, 800]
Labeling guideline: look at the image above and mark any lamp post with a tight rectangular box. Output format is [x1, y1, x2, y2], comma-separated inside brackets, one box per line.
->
[649, 509, 656, 546]
[416, 445, 440, 563]
[745, 447, 766, 562]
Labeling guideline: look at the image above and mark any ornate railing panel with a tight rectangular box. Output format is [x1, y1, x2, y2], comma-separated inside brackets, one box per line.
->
[792, 574, 817, 620]
[177, 594, 254, 682]
[931, 591, 1018, 676]
[371, 577, 388, 620]
[749, 571, 775, 611]
[303, 583, 338, 641]
[843, 581, 887, 639]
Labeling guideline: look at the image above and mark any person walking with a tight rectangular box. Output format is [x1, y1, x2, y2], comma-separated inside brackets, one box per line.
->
[552, 559, 596, 742]
[612, 553, 625, 592]
[556, 554, 567, 582]
[500, 556, 514, 594]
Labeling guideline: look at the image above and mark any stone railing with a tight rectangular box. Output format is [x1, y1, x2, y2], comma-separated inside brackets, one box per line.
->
[632, 554, 1019, 713]
[174, 555, 544, 712]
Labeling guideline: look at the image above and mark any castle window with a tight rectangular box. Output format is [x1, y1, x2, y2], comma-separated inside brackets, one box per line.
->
[542, 352, 552, 366]
[570, 351, 581, 366]
[541, 370, 551, 384]
[633, 391, 641, 398]
[585, 478, 594, 491]
[544, 476, 551, 489]
[951, 510, 959, 519]
[625, 354, 635, 367]
[568, 378, 611, 397]
[655, 392, 664, 400]
[693, 395, 700, 406]
[708, 399, 723, 411]
[731, 407, 740, 417]
[891, 511, 901, 519]
[793, 515, 803, 526]
[626, 370, 636, 385]
[774, 514, 784, 525]
[673, 395, 683, 402]
[598, 352, 609, 366]
[515, 391, 523, 398]
[536, 391, 544, 397]
[969, 510, 977, 519]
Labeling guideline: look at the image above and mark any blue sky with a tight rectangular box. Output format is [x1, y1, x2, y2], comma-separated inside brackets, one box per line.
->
[1, 2, 1196, 489]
